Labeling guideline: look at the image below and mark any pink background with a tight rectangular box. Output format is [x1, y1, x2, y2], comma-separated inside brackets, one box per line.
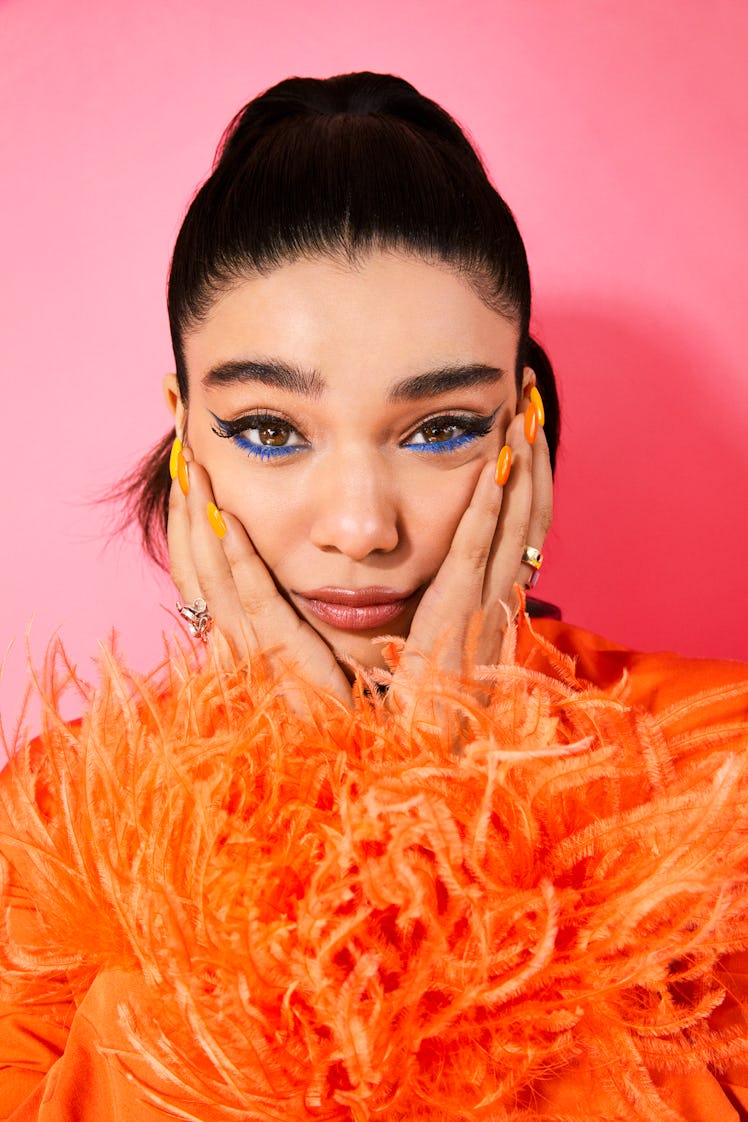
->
[2, 0, 747, 747]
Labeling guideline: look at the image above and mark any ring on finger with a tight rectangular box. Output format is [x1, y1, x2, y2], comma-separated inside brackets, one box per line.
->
[521, 546, 544, 591]
[177, 597, 213, 642]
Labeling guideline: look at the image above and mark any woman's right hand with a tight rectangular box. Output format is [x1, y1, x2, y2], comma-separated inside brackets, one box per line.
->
[167, 446, 353, 709]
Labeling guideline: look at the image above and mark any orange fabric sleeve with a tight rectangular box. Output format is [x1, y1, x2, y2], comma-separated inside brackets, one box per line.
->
[0, 762, 72, 1119]
[529, 1060, 746, 1120]
[522, 614, 748, 718]
[0, 1005, 68, 1120]
[0, 786, 163, 1120]
[1, 970, 195, 1122]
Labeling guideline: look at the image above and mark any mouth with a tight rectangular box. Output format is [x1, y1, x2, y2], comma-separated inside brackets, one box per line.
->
[293, 586, 418, 632]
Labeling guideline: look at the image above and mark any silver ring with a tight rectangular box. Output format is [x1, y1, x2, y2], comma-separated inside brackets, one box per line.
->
[176, 597, 212, 642]
[521, 546, 544, 591]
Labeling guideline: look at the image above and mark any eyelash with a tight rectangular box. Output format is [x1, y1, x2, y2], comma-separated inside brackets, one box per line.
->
[210, 408, 499, 460]
[403, 410, 499, 454]
[211, 413, 306, 460]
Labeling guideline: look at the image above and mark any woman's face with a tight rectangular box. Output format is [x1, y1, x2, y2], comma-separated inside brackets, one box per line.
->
[176, 250, 528, 669]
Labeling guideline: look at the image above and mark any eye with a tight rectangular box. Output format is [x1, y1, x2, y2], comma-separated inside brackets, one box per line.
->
[411, 420, 465, 444]
[246, 419, 299, 447]
[403, 410, 498, 455]
[210, 412, 309, 460]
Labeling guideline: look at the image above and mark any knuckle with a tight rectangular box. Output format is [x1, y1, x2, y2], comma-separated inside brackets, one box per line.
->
[169, 561, 189, 590]
[167, 482, 180, 515]
[536, 503, 554, 537]
[239, 591, 274, 619]
[221, 531, 253, 569]
[464, 541, 491, 570]
[510, 519, 530, 550]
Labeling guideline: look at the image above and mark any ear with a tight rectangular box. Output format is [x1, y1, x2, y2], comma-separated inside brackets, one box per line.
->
[520, 365, 537, 399]
[162, 374, 187, 439]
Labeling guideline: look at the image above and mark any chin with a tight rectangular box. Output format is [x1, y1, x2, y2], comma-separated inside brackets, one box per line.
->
[299, 613, 412, 674]
[327, 628, 404, 674]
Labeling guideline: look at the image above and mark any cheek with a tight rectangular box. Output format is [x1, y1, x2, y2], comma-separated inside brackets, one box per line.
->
[189, 427, 294, 559]
[213, 468, 302, 569]
[403, 465, 484, 573]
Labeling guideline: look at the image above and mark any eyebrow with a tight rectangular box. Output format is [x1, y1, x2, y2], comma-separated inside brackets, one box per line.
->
[202, 360, 325, 396]
[388, 363, 507, 401]
[201, 359, 507, 399]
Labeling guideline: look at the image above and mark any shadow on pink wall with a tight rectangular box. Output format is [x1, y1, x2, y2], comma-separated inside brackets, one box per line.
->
[538, 297, 746, 661]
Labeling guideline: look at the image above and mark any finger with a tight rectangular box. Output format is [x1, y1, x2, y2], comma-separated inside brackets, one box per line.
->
[482, 410, 534, 610]
[168, 463, 234, 656]
[218, 508, 291, 647]
[218, 509, 352, 699]
[170, 449, 350, 704]
[167, 468, 205, 607]
[181, 462, 351, 701]
[179, 459, 250, 652]
[183, 460, 307, 654]
[519, 421, 553, 590]
[404, 456, 504, 667]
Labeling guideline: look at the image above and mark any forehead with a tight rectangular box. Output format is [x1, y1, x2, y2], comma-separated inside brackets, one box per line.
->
[183, 250, 520, 383]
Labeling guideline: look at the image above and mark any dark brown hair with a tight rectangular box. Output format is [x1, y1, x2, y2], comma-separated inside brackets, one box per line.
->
[122, 72, 560, 564]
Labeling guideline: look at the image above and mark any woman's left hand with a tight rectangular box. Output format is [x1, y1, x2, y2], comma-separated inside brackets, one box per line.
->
[390, 403, 553, 705]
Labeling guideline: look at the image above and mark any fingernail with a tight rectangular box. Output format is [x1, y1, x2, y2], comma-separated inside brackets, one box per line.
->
[207, 501, 227, 539]
[529, 386, 545, 427]
[495, 444, 512, 486]
[524, 402, 538, 445]
[169, 436, 182, 480]
[176, 449, 190, 496]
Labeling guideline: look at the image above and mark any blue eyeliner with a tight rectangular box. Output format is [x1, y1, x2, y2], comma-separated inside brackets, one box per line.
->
[209, 404, 501, 460]
[210, 410, 307, 460]
[404, 430, 483, 455]
[233, 437, 299, 460]
[402, 405, 501, 455]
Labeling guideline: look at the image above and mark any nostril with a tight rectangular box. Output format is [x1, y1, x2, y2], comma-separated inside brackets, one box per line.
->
[310, 511, 399, 559]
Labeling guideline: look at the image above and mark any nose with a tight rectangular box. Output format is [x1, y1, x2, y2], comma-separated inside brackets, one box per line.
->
[308, 453, 400, 560]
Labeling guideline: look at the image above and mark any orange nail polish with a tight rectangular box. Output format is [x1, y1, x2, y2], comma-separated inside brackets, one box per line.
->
[529, 386, 545, 427]
[207, 502, 227, 539]
[524, 402, 538, 445]
[495, 444, 512, 486]
[169, 436, 182, 480]
[176, 449, 190, 496]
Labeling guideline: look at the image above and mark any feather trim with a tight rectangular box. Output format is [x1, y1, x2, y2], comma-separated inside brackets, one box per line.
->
[1, 628, 748, 1119]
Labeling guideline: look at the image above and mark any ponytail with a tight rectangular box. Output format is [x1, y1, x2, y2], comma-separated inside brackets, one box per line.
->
[112, 429, 174, 567]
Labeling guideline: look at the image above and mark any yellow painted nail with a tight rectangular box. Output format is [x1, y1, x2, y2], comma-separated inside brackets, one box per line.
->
[524, 402, 538, 446]
[169, 436, 182, 480]
[207, 502, 227, 539]
[495, 444, 512, 487]
[176, 449, 190, 496]
[529, 386, 545, 427]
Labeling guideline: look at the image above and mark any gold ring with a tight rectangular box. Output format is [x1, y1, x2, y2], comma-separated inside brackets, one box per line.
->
[521, 546, 544, 591]
[521, 546, 544, 571]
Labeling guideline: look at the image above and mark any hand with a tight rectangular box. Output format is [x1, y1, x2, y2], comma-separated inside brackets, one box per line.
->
[390, 401, 553, 710]
[167, 448, 353, 709]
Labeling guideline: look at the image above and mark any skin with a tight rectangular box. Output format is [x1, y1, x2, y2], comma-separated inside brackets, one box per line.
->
[166, 250, 553, 707]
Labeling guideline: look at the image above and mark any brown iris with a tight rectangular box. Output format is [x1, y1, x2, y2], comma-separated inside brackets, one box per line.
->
[257, 423, 291, 446]
[420, 421, 459, 443]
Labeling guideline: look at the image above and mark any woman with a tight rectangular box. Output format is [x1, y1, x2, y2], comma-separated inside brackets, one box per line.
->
[1, 72, 747, 1121]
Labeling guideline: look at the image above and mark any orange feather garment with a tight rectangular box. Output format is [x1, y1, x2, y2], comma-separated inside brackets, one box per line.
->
[1, 618, 748, 1120]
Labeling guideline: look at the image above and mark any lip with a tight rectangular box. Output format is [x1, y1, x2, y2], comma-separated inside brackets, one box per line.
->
[294, 586, 417, 631]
